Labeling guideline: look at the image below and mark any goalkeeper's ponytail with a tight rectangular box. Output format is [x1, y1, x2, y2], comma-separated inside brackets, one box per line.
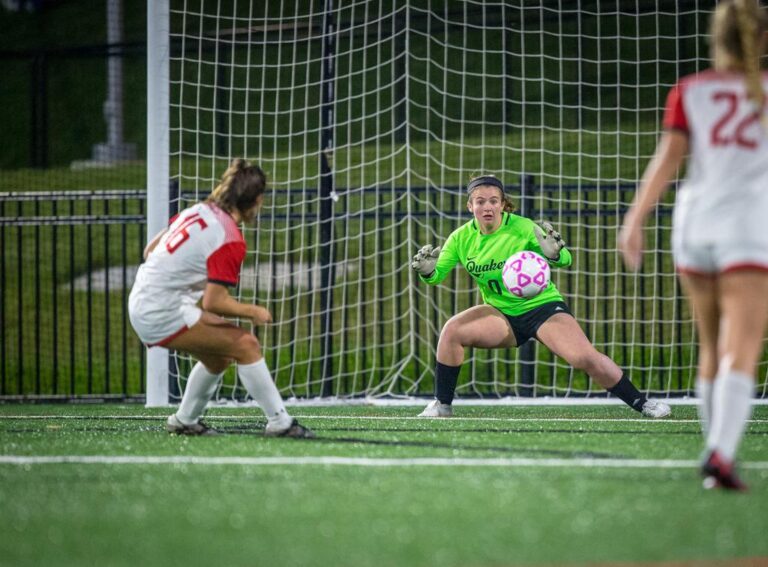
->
[207, 158, 268, 217]
[502, 195, 517, 213]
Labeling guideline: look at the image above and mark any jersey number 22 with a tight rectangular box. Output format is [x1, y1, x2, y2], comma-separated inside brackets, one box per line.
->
[711, 91, 760, 149]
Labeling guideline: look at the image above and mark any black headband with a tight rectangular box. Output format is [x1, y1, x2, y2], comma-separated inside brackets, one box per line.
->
[466, 176, 504, 195]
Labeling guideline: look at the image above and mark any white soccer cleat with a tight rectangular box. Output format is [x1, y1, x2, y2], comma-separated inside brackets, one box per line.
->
[418, 399, 453, 418]
[641, 400, 671, 419]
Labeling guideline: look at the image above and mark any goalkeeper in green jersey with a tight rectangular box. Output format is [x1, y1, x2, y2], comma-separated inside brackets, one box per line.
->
[411, 175, 671, 419]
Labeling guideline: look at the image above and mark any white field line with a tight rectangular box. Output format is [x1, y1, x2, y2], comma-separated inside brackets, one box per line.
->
[2, 455, 768, 469]
[298, 398, 766, 407]
[230, 398, 768, 407]
[2, 415, 768, 424]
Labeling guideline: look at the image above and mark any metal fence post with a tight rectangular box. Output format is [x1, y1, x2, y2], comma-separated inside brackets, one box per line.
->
[319, 0, 337, 397]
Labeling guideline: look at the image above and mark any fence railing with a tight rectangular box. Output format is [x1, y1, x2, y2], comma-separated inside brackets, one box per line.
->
[1, 183, 698, 402]
[0, 190, 146, 400]
[170, 181, 692, 400]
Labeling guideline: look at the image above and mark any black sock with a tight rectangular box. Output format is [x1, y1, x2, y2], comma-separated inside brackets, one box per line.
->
[608, 374, 647, 412]
[435, 362, 461, 405]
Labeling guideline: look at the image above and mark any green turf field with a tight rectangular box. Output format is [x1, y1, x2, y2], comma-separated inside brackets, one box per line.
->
[1, 403, 766, 567]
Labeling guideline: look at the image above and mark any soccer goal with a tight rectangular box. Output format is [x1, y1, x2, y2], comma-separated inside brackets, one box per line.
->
[146, 0, 767, 406]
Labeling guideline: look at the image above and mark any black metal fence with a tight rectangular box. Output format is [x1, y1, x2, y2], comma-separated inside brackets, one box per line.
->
[1, 183, 722, 402]
[0, 190, 146, 400]
[170, 180, 699, 401]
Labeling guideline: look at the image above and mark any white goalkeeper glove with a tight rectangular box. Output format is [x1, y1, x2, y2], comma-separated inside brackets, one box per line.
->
[411, 244, 442, 277]
[534, 221, 565, 260]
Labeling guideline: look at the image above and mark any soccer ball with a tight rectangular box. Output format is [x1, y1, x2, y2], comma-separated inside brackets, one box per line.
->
[502, 251, 550, 298]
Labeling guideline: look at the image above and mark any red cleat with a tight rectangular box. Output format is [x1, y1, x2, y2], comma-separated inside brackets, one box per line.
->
[701, 450, 748, 492]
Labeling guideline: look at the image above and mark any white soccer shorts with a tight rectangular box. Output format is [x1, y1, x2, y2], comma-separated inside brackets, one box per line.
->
[674, 239, 768, 275]
[128, 291, 203, 347]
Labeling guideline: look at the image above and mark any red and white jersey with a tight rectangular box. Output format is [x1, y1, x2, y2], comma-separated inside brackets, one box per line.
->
[128, 203, 246, 345]
[664, 70, 768, 247]
[136, 202, 246, 295]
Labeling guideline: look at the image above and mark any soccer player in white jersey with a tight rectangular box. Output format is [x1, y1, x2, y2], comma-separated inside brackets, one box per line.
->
[620, 0, 768, 490]
[411, 175, 671, 420]
[129, 159, 314, 438]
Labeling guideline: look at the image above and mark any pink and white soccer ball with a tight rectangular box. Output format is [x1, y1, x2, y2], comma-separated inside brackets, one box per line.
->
[502, 251, 550, 298]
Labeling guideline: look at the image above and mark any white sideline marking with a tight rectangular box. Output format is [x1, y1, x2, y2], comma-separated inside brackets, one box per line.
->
[1, 455, 767, 469]
[2, 415, 768, 424]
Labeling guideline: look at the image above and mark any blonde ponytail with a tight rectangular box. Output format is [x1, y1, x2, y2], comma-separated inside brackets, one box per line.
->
[735, 0, 765, 111]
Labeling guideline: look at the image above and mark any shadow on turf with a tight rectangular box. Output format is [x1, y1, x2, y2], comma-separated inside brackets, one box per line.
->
[313, 435, 624, 459]
[320, 426, 710, 436]
[208, 423, 627, 459]
[0, 424, 619, 458]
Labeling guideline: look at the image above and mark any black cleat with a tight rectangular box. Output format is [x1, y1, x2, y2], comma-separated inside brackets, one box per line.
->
[701, 450, 747, 492]
[166, 414, 220, 436]
[264, 419, 316, 439]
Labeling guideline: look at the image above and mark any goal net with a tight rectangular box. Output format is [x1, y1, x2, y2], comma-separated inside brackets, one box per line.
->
[165, 0, 766, 402]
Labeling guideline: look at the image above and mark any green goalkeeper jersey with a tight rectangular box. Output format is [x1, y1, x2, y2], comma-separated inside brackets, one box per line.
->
[420, 212, 572, 316]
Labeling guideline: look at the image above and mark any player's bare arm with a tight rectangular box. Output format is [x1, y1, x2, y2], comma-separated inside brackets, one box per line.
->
[619, 130, 688, 270]
[201, 281, 272, 325]
[143, 228, 168, 260]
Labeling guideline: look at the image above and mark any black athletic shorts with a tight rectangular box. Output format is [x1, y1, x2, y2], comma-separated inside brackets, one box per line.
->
[503, 301, 572, 347]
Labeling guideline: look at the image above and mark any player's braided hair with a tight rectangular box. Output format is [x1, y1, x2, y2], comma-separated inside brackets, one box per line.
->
[207, 158, 267, 216]
[711, 0, 768, 112]
[466, 174, 516, 213]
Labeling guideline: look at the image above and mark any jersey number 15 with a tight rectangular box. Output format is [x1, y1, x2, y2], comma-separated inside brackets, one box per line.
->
[166, 213, 208, 253]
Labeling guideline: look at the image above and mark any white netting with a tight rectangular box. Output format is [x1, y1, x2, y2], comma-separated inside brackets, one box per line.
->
[166, 0, 766, 401]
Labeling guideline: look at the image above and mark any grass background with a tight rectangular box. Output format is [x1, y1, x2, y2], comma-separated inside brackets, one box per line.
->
[1, 403, 767, 567]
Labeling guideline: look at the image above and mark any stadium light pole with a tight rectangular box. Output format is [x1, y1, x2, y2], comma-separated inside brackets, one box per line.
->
[146, 0, 170, 407]
[91, 0, 137, 163]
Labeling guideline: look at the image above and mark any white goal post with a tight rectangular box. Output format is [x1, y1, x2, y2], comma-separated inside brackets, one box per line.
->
[145, 0, 768, 406]
[145, 0, 170, 406]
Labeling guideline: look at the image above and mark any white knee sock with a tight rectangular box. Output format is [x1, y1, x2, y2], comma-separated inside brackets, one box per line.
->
[237, 359, 292, 428]
[176, 362, 222, 425]
[706, 370, 754, 462]
[695, 378, 713, 438]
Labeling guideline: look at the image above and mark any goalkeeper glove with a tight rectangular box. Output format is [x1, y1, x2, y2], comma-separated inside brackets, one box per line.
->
[411, 244, 442, 277]
[534, 221, 565, 260]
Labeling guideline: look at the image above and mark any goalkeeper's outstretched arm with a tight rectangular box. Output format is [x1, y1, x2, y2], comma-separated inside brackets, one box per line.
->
[411, 244, 442, 278]
[532, 220, 572, 268]
[411, 233, 459, 284]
